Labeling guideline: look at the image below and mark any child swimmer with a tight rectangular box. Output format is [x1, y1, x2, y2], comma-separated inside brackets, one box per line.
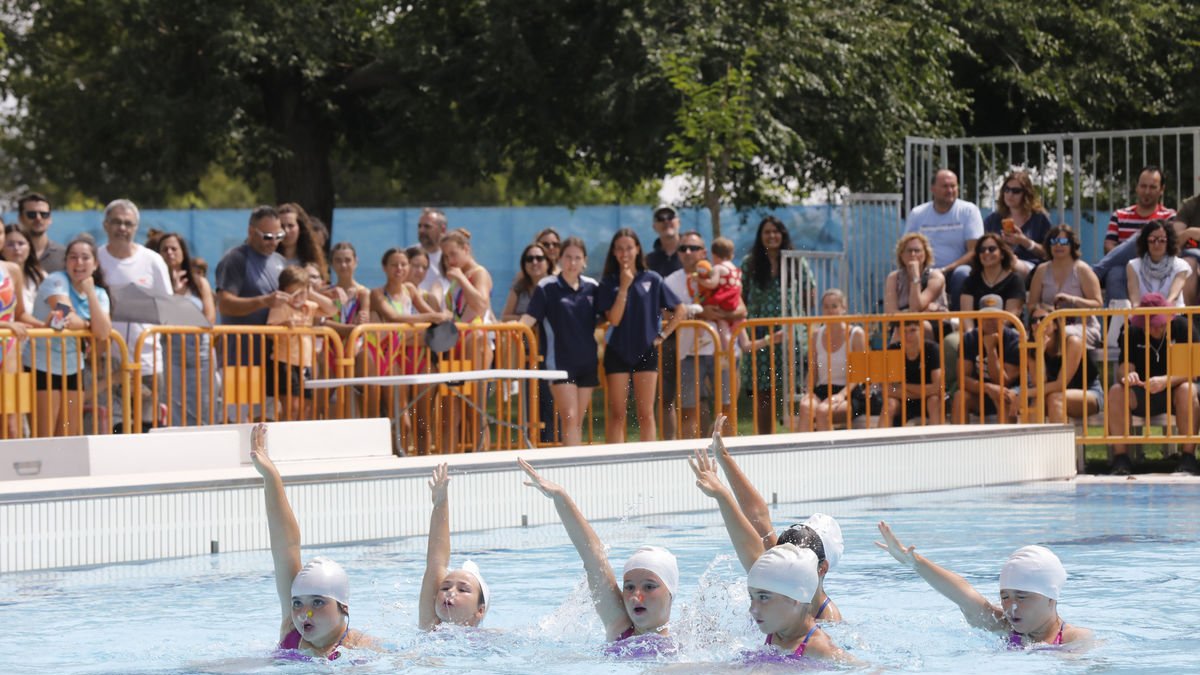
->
[876, 521, 1092, 648]
[419, 463, 490, 630]
[250, 423, 377, 659]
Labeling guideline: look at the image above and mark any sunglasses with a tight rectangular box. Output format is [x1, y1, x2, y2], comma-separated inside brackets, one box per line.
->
[979, 245, 1000, 253]
[258, 231, 285, 241]
[24, 210, 51, 220]
[1049, 237, 1071, 246]
[678, 245, 705, 253]
[523, 255, 547, 263]
[1148, 237, 1168, 244]
[1002, 186, 1024, 195]
[655, 213, 676, 222]
[538, 240, 560, 249]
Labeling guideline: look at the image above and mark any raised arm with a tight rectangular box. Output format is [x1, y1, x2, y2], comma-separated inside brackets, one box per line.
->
[249, 423, 303, 639]
[689, 445, 766, 572]
[418, 463, 452, 630]
[710, 416, 777, 546]
[519, 458, 629, 639]
[875, 521, 1005, 631]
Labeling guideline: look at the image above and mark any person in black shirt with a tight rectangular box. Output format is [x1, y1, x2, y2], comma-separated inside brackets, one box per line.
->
[883, 321, 944, 426]
[1105, 292, 1199, 475]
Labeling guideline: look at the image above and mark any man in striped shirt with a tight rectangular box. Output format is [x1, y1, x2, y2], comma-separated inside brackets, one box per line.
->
[1092, 166, 1181, 302]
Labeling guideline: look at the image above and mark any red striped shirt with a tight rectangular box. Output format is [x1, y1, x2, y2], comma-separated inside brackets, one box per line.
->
[1105, 204, 1177, 242]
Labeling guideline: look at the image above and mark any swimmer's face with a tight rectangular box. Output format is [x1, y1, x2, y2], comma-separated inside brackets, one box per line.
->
[622, 569, 671, 632]
[291, 595, 345, 644]
[434, 570, 486, 626]
[747, 586, 808, 636]
[1000, 588, 1056, 636]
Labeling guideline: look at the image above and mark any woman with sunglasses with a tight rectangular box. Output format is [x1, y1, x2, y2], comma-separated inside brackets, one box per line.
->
[1126, 220, 1190, 307]
[1027, 225, 1101, 347]
[983, 171, 1052, 277]
[959, 234, 1024, 331]
[533, 228, 563, 273]
[500, 244, 551, 321]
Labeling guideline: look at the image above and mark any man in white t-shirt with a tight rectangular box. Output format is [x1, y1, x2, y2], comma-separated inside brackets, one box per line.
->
[663, 230, 745, 439]
[415, 207, 449, 296]
[903, 169, 983, 310]
[97, 199, 172, 431]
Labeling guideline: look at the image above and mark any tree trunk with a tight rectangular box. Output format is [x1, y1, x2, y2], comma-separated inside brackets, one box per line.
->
[260, 74, 336, 233]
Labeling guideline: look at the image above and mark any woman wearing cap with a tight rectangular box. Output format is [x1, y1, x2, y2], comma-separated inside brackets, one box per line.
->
[689, 417, 844, 623]
[876, 522, 1091, 648]
[518, 458, 677, 653]
[741, 544, 857, 662]
[250, 423, 376, 659]
[419, 463, 489, 629]
[1105, 291, 1199, 475]
[1127, 219, 1190, 307]
[959, 233, 1024, 332]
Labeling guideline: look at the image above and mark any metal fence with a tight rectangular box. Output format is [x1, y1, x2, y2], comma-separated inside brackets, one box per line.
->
[906, 127, 1200, 261]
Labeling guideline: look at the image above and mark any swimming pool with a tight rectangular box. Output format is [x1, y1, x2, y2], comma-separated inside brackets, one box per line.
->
[3, 480, 1196, 674]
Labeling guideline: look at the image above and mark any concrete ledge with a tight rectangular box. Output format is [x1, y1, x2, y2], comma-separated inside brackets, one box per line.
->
[149, 418, 394, 464]
[0, 431, 241, 481]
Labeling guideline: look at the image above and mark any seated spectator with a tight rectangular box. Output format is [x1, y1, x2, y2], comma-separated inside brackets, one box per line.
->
[500, 243, 551, 321]
[983, 171, 1052, 278]
[952, 299, 1022, 423]
[1027, 225, 1102, 347]
[959, 233, 1024, 331]
[3, 224, 44, 313]
[902, 169, 983, 310]
[883, 232, 948, 316]
[794, 289, 869, 431]
[882, 321, 944, 426]
[1105, 292, 1198, 475]
[1127, 220, 1190, 307]
[1027, 305, 1102, 425]
[1092, 166, 1179, 302]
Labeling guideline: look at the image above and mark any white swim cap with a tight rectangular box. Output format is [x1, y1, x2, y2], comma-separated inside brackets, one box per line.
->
[460, 559, 490, 607]
[803, 513, 844, 571]
[748, 543, 819, 604]
[622, 546, 679, 597]
[999, 545, 1067, 601]
[291, 557, 350, 606]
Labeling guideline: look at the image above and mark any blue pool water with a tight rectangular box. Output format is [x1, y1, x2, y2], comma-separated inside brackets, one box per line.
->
[3, 481, 1198, 674]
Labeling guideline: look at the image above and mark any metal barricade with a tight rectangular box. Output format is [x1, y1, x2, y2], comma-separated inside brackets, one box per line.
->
[1034, 306, 1200, 458]
[133, 325, 349, 430]
[738, 311, 1029, 433]
[344, 321, 541, 454]
[0, 328, 131, 438]
[654, 320, 730, 441]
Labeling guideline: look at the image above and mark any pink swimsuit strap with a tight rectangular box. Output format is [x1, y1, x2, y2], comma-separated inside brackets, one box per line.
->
[766, 624, 818, 657]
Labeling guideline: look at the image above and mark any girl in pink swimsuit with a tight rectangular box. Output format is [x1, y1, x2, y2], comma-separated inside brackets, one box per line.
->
[877, 522, 1092, 648]
[250, 424, 378, 660]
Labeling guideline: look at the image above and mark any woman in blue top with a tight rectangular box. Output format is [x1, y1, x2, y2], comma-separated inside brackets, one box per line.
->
[595, 228, 683, 443]
[24, 237, 112, 437]
[520, 237, 599, 447]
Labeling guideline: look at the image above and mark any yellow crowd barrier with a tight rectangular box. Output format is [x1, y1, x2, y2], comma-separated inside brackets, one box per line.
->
[0, 328, 131, 438]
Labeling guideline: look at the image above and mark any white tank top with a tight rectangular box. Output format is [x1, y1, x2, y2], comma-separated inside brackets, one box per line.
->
[813, 324, 863, 387]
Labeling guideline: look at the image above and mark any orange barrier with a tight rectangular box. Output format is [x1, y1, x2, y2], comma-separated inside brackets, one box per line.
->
[1033, 306, 1200, 459]
[737, 311, 1030, 432]
[345, 321, 541, 454]
[0, 328, 131, 438]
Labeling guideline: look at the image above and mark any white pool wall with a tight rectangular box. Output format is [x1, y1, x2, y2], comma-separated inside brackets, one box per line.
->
[0, 424, 1075, 573]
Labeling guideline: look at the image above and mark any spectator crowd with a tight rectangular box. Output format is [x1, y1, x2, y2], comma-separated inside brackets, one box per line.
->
[3, 167, 1200, 475]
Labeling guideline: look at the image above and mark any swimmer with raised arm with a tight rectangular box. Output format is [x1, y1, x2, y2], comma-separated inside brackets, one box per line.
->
[250, 424, 376, 659]
[518, 458, 677, 654]
[419, 463, 489, 630]
[696, 416, 844, 622]
[876, 522, 1091, 648]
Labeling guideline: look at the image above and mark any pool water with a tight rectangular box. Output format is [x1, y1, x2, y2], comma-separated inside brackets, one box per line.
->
[3, 481, 1197, 674]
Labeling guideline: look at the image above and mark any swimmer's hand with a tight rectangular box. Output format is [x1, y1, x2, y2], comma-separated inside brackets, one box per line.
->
[708, 415, 729, 458]
[429, 463, 450, 505]
[875, 521, 918, 569]
[249, 423, 277, 477]
[688, 447, 728, 499]
[518, 457, 565, 499]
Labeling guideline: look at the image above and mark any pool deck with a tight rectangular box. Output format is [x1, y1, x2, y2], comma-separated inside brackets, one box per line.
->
[1, 423, 1085, 573]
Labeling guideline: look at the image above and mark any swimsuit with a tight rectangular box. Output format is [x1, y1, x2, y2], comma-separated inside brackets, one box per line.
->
[814, 597, 832, 620]
[766, 624, 819, 657]
[275, 626, 349, 661]
[363, 289, 425, 374]
[1007, 621, 1065, 649]
[602, 626, 678, 659]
